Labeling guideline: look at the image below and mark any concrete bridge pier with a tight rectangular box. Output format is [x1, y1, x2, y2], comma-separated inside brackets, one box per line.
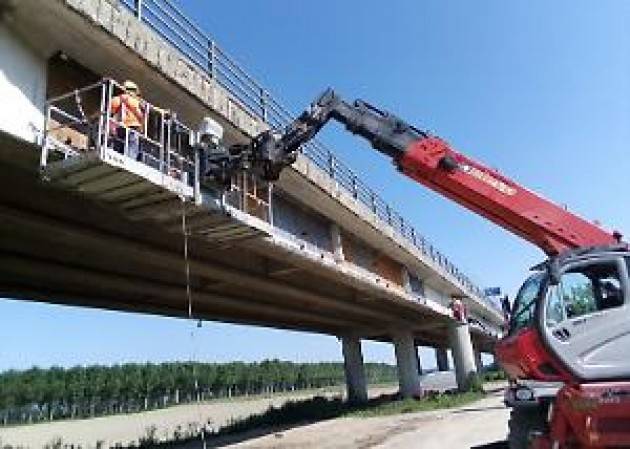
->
[393, 331, 422, 398]
[416, 349, 423, 375]
[341, 335, 368, 403]
[474, 349, 484, 372]
[330, 223, 345, 263]
[449, 322, 477, 391]
[435, 347, 449, 372]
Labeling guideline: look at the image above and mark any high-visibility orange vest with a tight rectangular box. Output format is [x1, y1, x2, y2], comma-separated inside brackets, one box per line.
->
[110, 94, 144, 129]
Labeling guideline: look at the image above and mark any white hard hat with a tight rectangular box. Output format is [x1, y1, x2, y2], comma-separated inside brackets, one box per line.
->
[123, 80, 139, 93]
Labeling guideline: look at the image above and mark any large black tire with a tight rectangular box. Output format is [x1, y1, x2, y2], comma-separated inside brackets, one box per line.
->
[507, 406, 548, 449]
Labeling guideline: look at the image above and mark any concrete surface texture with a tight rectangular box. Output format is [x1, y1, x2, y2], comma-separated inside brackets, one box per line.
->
[0, 23, 46, 144]
[393, 332, 423, 398]
[449, 322, 479, 391]
[342, 335, 369, 403]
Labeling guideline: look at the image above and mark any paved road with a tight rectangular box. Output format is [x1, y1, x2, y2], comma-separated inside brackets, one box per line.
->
[420, 370, 459, 392]
[228, 388, 510, 449]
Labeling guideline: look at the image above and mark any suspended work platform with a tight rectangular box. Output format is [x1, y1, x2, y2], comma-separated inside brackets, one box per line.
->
[41, 79, 268, 245]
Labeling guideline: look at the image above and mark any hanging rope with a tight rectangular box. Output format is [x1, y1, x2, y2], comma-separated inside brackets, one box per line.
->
[180, 197, 207, 448]
[182, 198, 193, 321]
[74, 89, 87, 124]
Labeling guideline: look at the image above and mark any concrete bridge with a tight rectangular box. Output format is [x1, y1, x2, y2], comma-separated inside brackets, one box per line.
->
[0, 0, 504, 400]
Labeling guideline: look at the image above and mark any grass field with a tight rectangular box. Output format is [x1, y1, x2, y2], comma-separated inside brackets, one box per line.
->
[0, 373, 504, 448]
[0, 385, 397, 448]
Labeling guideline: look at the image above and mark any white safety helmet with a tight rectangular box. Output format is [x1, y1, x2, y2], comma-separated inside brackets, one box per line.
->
[123, 80, 140, 94]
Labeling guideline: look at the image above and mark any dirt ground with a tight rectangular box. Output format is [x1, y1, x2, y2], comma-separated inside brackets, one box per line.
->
[225, 388, 509, 449]
[0, 380, 510, 449]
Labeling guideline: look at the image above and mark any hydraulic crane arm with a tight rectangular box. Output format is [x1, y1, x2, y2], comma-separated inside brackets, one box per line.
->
[232, 89, 619, 255]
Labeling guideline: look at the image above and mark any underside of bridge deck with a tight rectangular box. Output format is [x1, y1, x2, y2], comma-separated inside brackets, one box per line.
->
[0, 132, 498, 351]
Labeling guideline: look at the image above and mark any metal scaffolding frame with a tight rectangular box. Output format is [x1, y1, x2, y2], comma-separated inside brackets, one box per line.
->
[42, 78, 196, 199]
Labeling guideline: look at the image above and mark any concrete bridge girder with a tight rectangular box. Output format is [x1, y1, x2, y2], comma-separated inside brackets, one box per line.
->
[0, 204, 409, 331]
[278, 158, 503, 332]
[0, 153, 454, 341]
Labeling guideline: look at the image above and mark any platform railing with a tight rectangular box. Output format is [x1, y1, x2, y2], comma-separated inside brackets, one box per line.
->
[42, 78, 196, 192]
[223, 171, 272, 224]
[117, 0, 496, 311]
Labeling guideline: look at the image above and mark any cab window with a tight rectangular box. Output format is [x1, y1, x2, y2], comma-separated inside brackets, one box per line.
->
[510, 272, 545, 334]
[549, 261, 624, 324]
[545, 285, 565, 326]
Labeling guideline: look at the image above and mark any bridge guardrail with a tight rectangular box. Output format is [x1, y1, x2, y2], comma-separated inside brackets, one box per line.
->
[119, 0, 497, 311]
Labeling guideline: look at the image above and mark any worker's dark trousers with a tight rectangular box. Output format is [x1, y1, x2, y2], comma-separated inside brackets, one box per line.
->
[113, 127, 141, 161]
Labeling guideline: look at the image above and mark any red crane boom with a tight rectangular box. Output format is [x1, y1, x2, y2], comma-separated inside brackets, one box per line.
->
[398, 137, 617, 255]
[238, 88, 618, 255]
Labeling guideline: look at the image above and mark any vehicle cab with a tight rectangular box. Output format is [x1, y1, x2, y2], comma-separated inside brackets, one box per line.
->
[497, 245, 630, 401]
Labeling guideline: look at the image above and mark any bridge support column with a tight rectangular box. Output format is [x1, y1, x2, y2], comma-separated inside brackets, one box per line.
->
[449, 322, 477, 391]
[475, 349, 483, 372]
[341, 335, 368, 404]
[393, 332, 422, 398]
[401, 267, 412, 293]
[435, 347, 449, 372]
[330, 223, 345, 263]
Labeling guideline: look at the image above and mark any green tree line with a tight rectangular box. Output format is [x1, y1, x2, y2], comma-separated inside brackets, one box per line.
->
[0, 360, 397, 426]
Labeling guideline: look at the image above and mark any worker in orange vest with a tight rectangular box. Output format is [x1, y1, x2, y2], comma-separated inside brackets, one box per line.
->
[110, 80, 146, 160]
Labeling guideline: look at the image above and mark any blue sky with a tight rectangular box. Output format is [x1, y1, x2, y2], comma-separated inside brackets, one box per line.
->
[2, 0, 629, 371]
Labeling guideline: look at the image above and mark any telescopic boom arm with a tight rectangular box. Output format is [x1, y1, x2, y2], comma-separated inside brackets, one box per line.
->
[234, 89, 619, 255]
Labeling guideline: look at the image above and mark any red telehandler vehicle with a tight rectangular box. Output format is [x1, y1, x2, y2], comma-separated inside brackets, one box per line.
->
[203, 89, 630, 448]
